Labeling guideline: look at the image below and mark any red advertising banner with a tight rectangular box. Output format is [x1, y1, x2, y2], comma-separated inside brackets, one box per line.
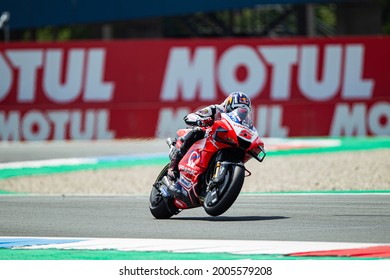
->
[0, 37, 389, 141]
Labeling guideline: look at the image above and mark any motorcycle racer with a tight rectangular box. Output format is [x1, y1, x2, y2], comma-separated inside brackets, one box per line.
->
[165, 91, 252, 192]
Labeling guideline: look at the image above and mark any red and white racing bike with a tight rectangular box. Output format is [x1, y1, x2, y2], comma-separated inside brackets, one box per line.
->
[149, 107, 266, 219]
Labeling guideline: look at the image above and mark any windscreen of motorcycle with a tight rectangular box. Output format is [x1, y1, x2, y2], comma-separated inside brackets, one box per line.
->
[224, 107, 258, 142]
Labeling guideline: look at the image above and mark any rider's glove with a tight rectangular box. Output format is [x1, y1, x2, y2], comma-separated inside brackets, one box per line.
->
[196, 117, 213, 127]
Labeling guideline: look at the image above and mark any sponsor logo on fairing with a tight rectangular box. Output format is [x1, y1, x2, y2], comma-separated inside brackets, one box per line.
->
[187, 151, 200, 168]
[179, 165, 197, 176]
[179, 176, 191, 191]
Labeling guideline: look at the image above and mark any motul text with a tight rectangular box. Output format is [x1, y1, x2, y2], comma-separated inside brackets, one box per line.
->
[0, 38, 389, 141]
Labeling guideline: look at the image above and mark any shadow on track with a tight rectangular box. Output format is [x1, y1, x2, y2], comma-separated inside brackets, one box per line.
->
[172, 216, 289, 222]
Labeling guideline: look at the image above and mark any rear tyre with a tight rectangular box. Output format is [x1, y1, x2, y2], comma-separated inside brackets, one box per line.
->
[149, 164, 176, 219]
[203, 164, 245, 216]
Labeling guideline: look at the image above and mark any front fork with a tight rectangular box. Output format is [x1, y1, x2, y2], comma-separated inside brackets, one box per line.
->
[204, 161, 243, 206]
[208, 161, 243, 190]
[207, 161, 224, 191]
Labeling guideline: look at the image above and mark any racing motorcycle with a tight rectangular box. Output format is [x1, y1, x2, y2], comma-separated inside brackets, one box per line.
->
[149, 107, 266, 219]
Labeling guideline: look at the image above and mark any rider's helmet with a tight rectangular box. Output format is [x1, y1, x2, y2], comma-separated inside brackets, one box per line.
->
[223, 91, 252, 113]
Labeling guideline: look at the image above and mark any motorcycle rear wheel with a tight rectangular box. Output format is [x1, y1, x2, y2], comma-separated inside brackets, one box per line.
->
[203, 164, 245, 216]
[149, 164, 176, 219]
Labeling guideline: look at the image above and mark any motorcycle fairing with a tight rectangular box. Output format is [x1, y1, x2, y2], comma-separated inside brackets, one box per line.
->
[172, 107, 266, 209]
[178, 137, 207, 185]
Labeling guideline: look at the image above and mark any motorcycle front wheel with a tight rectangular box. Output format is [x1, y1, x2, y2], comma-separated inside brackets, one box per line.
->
[203, 163, 245, 217]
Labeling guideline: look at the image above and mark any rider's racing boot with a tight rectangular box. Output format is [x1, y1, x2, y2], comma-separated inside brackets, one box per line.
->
[162, 176, 183, 196]
[164, 139, 183, 194]
[167, 147, 182, 182]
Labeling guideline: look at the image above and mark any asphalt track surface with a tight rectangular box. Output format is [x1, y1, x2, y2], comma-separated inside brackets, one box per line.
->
[1, 139, 389, 248]
[1, 193, 389, 243]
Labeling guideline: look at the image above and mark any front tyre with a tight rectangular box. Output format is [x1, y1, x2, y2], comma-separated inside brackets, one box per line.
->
[203, 164, 245, 216]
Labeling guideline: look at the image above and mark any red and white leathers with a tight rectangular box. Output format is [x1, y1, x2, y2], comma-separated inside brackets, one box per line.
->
[183, 103, 226, 127]
[166, 91, 252, 192]
[184, 90, 252, 127]
[165, 103, 226, 187]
